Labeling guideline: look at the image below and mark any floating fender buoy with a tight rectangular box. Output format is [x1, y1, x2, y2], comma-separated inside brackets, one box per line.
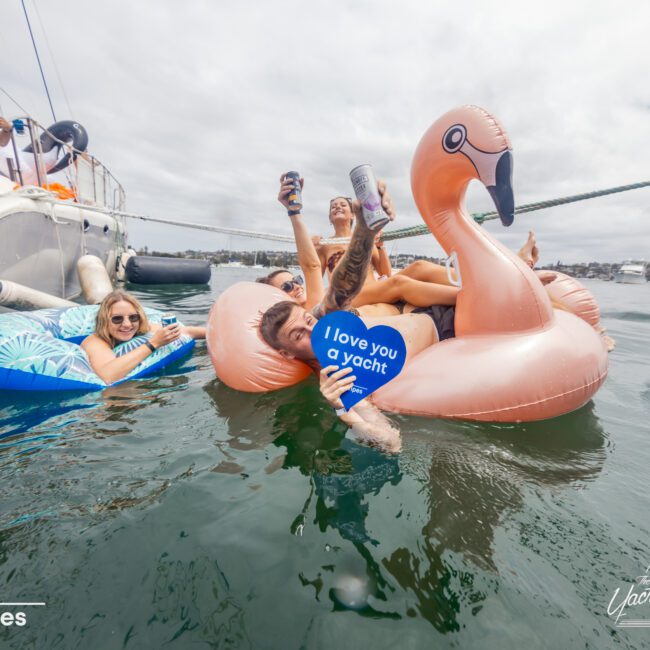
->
[77, 255, 113, 304]
[0, 279, 76, 310]
[125, 256, 211, 285]
[116, 249, 137, 282]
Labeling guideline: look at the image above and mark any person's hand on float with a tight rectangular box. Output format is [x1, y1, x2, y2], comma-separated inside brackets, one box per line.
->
[149, 322, 182, 349]
[351, 180, 396, 230]
[319, 365, 356, 410]
[278, 173, 304, 210]
[374, 231, 385, 249]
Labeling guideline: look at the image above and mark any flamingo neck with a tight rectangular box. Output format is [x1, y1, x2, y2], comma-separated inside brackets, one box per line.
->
[423, 178, 554, 334]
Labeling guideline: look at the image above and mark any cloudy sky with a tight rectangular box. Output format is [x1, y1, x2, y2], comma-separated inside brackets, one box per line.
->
[2, 0, 649, 263]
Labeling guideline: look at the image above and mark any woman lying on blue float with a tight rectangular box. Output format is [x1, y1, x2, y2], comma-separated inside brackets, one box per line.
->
[82, 290, 206, 384]
[0, 290, 206, 391]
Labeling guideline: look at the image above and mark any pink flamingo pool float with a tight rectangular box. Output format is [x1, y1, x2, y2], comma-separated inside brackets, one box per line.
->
[372, 105, 608, 420]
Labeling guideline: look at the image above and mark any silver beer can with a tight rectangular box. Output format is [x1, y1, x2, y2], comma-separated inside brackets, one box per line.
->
[349, 164, 389, 231]
[161, 313, 177, 327]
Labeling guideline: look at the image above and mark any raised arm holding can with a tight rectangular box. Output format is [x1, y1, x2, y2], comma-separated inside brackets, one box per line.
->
[349, 164, 390, 231]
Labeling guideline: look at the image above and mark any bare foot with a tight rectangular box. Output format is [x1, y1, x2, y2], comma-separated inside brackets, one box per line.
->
[518, 231, 539, 268]
[602, 335, 616, 352]
[596, 324, 616, 352]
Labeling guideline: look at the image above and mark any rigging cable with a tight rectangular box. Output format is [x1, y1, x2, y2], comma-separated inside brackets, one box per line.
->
[31, 0, 74, 119]
[20, 0, 57, 122]
[0, 87, 30, 116]
[11, 179, 650, 246]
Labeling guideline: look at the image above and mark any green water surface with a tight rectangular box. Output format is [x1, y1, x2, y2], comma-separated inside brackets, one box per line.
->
[1, 269, 649, 649]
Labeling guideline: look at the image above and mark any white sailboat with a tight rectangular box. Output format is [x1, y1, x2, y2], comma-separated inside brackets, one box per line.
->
[0, 116, 128, 307]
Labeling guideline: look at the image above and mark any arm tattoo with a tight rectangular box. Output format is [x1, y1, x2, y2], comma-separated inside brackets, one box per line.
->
[317, 226, 375, 315]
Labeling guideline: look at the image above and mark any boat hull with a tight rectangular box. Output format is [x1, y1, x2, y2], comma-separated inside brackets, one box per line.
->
[0, 191, 125, 305]
[614, 272, 647, 284]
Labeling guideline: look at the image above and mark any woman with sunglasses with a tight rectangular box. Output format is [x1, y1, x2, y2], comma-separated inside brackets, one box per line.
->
[256, 270, 308, 306]
[81, 290, 205, 384]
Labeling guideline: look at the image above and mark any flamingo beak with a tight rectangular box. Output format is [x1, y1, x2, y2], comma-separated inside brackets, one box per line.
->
[485, 150, 514, 227]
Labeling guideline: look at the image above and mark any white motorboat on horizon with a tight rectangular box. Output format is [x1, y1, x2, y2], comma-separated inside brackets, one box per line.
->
[614, 260, 647, 284]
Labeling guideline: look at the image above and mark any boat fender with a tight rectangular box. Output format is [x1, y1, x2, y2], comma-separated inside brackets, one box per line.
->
[116, 249, 137, 282]
[0, 279, 76, 310]
[126, 256, 211, 285]
[77, 255, 113, 304]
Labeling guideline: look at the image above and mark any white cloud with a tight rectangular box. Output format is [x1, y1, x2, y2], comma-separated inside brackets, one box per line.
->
[2, 0, 649, 261]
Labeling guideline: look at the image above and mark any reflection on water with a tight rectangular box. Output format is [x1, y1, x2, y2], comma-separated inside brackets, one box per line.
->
[151, 555, 249, 648]
[0, 272, 646, 647]
[207, 374, 608, 633]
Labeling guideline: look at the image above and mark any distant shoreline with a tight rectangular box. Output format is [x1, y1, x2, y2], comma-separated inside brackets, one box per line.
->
[134, 248, 649, 281]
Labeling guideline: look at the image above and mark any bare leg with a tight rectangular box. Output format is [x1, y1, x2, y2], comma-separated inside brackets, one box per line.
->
[353, 234, 538, 310]
[397, 259, 453, 285]
[518, 231, 539, 268]
[351, 274, 459, 308]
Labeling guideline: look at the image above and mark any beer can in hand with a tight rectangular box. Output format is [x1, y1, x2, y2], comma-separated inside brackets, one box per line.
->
[161, 313, 177, 327]
[285, 171, 302, 209]
[349, 164, 389, 231]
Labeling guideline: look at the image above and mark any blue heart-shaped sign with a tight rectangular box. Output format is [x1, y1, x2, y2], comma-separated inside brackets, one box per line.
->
[312, 311, 407, 411]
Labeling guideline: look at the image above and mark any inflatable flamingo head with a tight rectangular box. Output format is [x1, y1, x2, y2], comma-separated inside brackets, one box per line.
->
[412, 105, 514, 226]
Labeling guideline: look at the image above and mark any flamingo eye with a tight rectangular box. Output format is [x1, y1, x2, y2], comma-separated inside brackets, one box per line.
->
[443, 124, 467, 153]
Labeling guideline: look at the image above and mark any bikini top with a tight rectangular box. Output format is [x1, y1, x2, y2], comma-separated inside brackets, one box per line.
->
[326, 250, 345, 273]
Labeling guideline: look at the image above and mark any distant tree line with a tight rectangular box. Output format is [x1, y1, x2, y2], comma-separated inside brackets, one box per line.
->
[135, 247, 447, 269]
[136, 247, 648, 279]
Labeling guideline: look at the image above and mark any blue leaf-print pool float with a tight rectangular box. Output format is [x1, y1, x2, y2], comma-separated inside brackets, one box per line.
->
[0, 306, 195, 391]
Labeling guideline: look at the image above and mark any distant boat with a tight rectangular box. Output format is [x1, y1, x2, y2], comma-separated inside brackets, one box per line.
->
[614, 260, 647, 284]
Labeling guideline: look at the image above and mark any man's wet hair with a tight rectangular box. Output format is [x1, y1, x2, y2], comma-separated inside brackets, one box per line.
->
[256, 269, 289, 285]
[259, 300, 297, 350]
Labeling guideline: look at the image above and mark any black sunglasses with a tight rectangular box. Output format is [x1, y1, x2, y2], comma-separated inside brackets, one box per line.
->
[280, 275, 304, 293]
[111, 313, 140, 325]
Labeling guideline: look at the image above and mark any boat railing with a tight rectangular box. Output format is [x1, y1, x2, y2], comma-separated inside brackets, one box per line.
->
[5, 117, 126, 212]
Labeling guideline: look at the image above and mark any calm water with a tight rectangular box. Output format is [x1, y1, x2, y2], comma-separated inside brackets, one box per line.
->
[1, 268, 649, 649]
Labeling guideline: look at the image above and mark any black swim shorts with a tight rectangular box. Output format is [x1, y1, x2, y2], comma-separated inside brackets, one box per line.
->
[411, 305, 456, 341]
